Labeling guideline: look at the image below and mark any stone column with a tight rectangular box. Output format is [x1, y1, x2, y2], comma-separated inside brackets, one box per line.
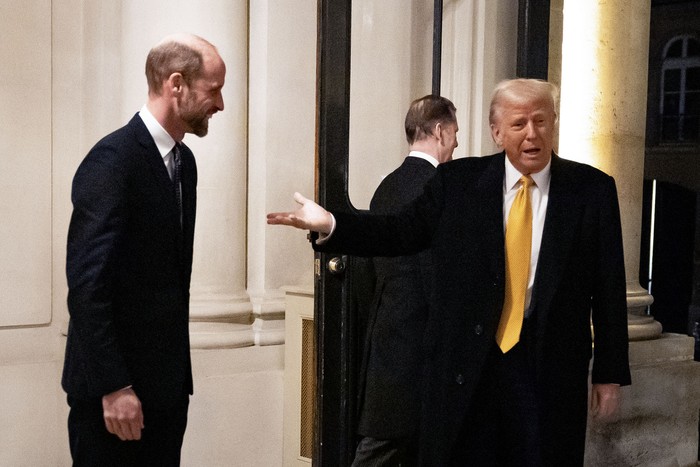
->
[183, 2, 254, 349]
[558, 0, 661, 340]
[120, 0, 254, 348]
[556, 3, 700, 463]
[246, 0, 317, 346]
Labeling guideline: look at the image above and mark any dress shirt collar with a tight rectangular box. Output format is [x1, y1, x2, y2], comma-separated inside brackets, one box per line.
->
[139, 104, 177, 160]
[504, 152, 552, 192]
[407, 151, 439, 168]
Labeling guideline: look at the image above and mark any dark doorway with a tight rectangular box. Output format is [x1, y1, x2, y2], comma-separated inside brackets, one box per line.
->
[639, 179, 697, 335]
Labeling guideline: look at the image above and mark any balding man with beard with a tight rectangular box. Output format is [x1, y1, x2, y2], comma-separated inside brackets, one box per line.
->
[62, 33, 225, 466]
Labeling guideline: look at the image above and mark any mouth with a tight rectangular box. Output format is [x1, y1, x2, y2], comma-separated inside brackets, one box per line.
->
[523, 147, 540, 155]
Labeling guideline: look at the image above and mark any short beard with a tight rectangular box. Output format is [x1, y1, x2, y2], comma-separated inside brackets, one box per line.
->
[181, 93, 209, 137]
[187, 115, 209, 137]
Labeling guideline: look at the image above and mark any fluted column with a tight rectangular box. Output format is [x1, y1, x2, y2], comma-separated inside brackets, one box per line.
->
[120, 0, 254, 348]
[558, 0, 662, 339]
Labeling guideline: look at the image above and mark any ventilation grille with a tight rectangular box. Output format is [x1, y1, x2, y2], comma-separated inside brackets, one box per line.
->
[299, 318, 316, 459]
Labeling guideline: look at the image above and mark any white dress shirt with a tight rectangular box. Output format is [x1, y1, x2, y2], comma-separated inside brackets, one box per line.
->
[139, 105, 177, 179]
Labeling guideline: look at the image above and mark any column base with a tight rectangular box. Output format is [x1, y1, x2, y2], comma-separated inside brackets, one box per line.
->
[627, 284, 663, 341]
[251, 292, 287, 346]
[189, 322, 255, 349]
[628, 313, 664, 341]
[189, 294, 254, 349]
[585, 333, 700, 466]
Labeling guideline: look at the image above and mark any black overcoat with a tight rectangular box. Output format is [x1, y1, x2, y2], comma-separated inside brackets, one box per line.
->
[358, 156, 436, 438]
[318, 152, 631, 465]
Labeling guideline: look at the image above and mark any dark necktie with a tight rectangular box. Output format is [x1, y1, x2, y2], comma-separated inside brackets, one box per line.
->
[173, 143, 183, 227]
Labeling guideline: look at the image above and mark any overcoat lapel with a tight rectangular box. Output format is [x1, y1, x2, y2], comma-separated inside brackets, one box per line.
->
[531, 154, 582, 355]
[477, 153, 507, 305]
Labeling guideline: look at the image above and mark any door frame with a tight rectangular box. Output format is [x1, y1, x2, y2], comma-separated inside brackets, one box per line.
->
[312, 1, 550, 465]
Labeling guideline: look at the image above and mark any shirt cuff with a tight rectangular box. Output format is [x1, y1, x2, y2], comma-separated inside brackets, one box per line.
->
[315, 213, 336, 244]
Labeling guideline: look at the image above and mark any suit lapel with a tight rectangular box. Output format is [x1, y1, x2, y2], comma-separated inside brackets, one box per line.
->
[179, 143, 197, 239]
[131, 115, 174, 189]
[129, 115, 183, 232]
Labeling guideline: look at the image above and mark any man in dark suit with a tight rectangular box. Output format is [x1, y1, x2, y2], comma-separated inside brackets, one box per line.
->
[268, 79, 631, 466]
[352, 95, 458, 466]
[62, 33, 225, 466]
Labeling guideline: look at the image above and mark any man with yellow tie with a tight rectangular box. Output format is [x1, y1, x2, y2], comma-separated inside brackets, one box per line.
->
[267, 79, 630, 466]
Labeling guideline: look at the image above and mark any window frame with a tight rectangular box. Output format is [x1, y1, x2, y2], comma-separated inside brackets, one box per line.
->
[659, 34, 700, 142]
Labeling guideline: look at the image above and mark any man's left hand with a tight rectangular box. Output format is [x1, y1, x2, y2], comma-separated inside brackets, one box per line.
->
[590, 383, 621, 422]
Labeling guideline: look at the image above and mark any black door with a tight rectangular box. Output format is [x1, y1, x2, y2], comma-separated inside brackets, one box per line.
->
[313, 1, 550, 465]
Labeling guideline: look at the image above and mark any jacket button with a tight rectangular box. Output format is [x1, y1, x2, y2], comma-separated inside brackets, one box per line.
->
[455, 373, 465, 385]
[474, 324, 483, 336]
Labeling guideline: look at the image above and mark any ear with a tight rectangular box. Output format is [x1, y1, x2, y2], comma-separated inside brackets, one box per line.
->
[433, 122, 443, 142]
[168, 72, 184, 97]
[490, 123, 502, 147]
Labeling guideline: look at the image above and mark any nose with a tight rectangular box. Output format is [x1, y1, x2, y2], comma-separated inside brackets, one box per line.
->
[215, 92, 224, 112]
[525, 120, 537, 138]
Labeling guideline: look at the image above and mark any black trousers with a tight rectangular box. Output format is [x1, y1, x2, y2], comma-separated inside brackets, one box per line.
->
[68, 392, 189, 467]
[447, 315, 589, 467]
[448, 340, 542, 467]
[352, 435, 418, 467]
[448, 313, 543, 467]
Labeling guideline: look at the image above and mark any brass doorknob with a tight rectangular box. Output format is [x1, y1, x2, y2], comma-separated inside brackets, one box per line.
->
[327, 257, 346, 274]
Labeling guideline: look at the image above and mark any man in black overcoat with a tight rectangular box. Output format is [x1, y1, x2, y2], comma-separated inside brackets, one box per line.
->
[352, 95, 458, 466]
[268, 79, 631, 466]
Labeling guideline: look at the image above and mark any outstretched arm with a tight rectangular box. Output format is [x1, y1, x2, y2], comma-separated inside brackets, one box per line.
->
[267, 192, 334, 233]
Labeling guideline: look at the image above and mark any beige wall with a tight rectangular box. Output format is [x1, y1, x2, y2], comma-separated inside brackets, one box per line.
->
[348, 0, 518, 209]
[0, 1, 516, 465]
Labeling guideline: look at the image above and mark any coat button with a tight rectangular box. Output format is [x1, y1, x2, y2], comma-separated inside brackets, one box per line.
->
[455, 373, 465, 385]
[474, 324, 483, 336]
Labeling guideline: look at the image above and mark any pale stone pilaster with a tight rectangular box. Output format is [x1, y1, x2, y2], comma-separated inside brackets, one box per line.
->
[120, 0, 255, 348]
[185, 1, 255, 349]
[555, 3, 700, 463]
[247, 0, 317, 346]
[558, 0, 661, 340]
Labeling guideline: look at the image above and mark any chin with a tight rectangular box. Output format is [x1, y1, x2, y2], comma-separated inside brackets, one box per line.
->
[192, 122, 209, 137]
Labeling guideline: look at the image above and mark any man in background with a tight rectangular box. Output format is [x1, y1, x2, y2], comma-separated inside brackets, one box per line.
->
[63, 33, 225, 466]
[352, 95, 458, 466]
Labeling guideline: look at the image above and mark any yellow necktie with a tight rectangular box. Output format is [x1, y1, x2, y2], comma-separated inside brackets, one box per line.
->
[496, 175, 533, 353]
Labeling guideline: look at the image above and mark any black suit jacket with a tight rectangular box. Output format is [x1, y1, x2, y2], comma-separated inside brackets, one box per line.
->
[318, 152, 631, 465]
[357, 156, 436, 439]
[62, 114, 197, 409]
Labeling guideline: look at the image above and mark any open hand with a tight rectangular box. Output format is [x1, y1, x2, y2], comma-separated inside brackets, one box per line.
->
[267, 192, 334, 233]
